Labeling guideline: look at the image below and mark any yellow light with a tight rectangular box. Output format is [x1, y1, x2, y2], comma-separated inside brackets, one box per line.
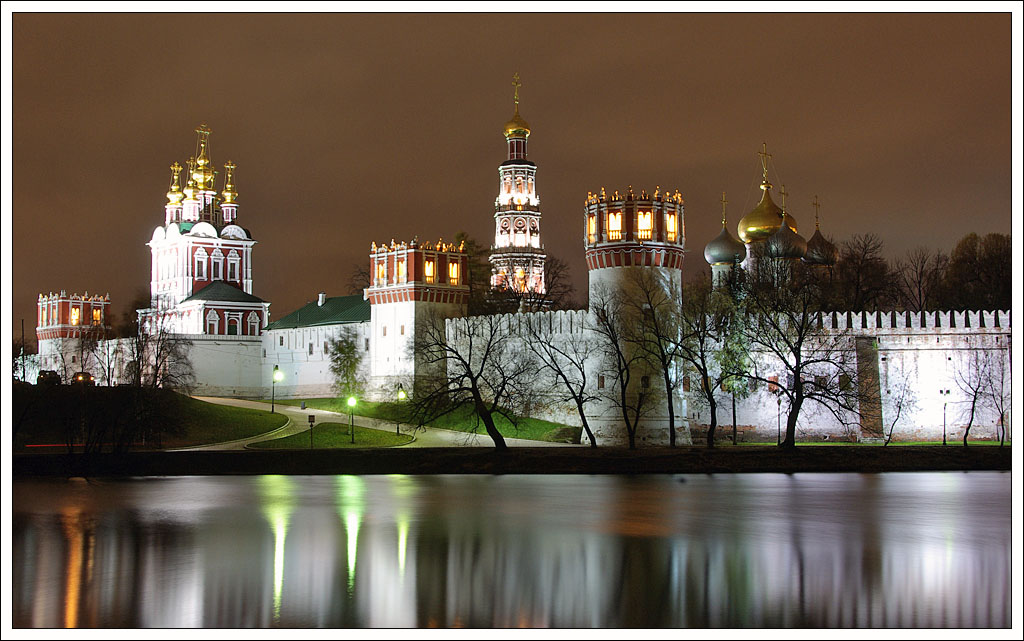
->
[448, 262, 460, 286]
[70, 308, 80, 326]
[424, 259, 435, 283]
[667, 214, 677, 242]
[273, 368, 284, 383]
[637, 211, 652, 240]
[347, 396, 357, 408]
[396, 259, 406, 282]
[608, 212, 622, 240]
[587, 215, 596, 243]
[397, 388, 407, 400]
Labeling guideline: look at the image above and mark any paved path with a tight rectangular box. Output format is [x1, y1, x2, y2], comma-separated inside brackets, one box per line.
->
[177, 396, 582, 451]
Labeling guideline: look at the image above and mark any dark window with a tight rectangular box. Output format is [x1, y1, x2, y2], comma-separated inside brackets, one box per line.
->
[279, 336, 284, 346]
[682, 376, 690, 392]
[364, 338, 369, 352]
[641, 376, 650, 389]
[308, 343, 313, 355]
[324, 342, 328, 354]
[598, 375, 605, 390]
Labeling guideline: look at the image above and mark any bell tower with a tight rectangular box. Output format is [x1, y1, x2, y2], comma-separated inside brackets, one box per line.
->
[489, 73, 547, 300]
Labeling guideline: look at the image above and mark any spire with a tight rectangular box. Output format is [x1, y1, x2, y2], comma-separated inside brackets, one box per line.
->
[502, 72, 531, 141]
[222, 161, 237, 204]
[812, 194, 821, 230]
[513, 71, 521, 108]
[779, 184, 788, 213]
[720, 192, 728, 227]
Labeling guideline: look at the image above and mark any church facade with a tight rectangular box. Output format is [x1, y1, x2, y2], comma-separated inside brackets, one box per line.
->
[34, 88, 1011, 445]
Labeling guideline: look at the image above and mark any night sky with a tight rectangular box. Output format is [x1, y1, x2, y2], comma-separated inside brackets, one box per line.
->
[7, 11, 1015, 340]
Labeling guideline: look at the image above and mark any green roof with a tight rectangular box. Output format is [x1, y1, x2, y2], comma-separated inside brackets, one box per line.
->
[265, 294, 370, 330]
[182, 280, 267, 304]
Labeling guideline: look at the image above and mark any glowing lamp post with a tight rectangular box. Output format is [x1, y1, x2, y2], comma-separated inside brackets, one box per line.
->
[396, 384, 407, 434]
[348, 396, 357, 444]
[940, 388, 951, 445]
[272, 365, 284, 413]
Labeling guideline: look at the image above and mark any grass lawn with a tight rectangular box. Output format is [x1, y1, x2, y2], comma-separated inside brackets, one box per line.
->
[248, 422, 413, 449]
[166, 396, 288, 448]
[262, 397, 580, 443]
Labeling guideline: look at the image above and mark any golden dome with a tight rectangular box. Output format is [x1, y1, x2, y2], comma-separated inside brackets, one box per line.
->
[503, 105, 531, 138]
[166, 162, 184, 205]
[191, 140, 216, 190]
[737, 182, 797, 244]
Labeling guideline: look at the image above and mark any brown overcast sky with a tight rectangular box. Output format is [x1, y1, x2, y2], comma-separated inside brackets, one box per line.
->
[6, 11, 1016, 341]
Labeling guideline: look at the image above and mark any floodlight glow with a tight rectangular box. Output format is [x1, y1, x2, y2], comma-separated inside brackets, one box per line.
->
[347, 396, 357, 407]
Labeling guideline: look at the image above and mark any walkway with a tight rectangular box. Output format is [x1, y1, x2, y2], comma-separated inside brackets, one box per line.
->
[178, 396, 582, 451]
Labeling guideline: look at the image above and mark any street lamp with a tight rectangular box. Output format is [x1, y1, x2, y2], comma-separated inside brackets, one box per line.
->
[776, 395, 782, 446]
[272, 365, 283, 413]
[396, 384, 406, 434]
[348, 396, 357, 444]
[940, 388, 951, 445]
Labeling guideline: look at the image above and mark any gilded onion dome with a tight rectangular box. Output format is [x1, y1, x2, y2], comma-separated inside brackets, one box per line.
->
[503, 72, 531, 138]
[191, 124, 216, 190]
[737, 180, 797, 243]
[166, 162, 184, 205]
[705, 193, 747, 265]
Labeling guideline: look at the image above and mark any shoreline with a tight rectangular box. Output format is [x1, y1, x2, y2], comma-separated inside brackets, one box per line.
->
[12, 445, 1011, 477]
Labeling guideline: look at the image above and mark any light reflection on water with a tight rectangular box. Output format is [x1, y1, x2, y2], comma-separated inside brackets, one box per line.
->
[11, 472, 1010, 628]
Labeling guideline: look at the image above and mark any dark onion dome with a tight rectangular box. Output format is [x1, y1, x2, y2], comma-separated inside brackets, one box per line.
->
[737, 181, 798, 243]
[704, 225, 747, 265]
[765, 216, 808, 259]
[803, 228, 838, 266]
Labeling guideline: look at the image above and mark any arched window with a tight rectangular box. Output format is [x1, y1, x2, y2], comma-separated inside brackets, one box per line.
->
[637, 211, 652, 240]
[247, 312, 260, 336]
[194, 248, 208, 280]
[396, 259, 406, 283]
[211, 249, 224, 281]
[228, 250, 241, 282]
[607, 212, 622, 240]
[424, 259, 435, 283]
[376, 261, 387, 286]
[206, 309, 219, 334]
[666, 213, 678, 242]
[227, 317, 239, 335]
[587, 215, 597, 243]
[448, 261, 460, 286]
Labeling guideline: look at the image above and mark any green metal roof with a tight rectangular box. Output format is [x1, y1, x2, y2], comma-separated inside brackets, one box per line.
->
[182, 280, 267, 304]
[264, 294, 370, 330]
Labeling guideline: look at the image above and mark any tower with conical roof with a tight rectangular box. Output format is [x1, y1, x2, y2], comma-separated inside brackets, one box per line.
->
[489, 73, 547, 302]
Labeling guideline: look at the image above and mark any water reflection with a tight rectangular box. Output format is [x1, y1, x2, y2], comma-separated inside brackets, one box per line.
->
[11, 473, 1010, 628]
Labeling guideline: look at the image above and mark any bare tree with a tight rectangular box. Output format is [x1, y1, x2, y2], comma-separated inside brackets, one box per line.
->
[677, 272, 751, 448]
[739, 253, 864, 448]
[129, 313, 195, 391]
[984, 348, 1011, 447]
[893, 247, 947, 312]
[881, 371, 917, 446]
[346, 261, 372, 296]
[623, 269, 684, 447]
[410, 311, 536, 450]
[953, 349, 994, 447]
[833, 233, 894, 311]
[525, 312, 600, 447]
[589, 286, 659, 449]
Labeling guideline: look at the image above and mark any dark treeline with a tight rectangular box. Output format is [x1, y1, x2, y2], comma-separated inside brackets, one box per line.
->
[816, 231, 1011, 312]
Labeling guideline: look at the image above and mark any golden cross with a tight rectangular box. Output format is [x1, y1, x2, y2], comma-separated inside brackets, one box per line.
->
[811, 195, 821, 229]
[779, 184, 788, 211]
[758, 141, 771, 179]
[512, 72, 522, 106]
[170, 161, 182, 174]
[720, 192, 728, 226]
[196, 123, 211, 136]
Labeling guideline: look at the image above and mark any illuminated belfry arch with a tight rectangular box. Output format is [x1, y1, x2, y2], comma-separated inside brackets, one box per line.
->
[489, 73, 547, 299]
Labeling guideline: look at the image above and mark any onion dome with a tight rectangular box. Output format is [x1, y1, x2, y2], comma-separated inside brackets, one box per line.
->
[765, 185, 806, 259]
[221, 161, 238, 204]
[705, 192, 747, 265]
[503, 72, 531, 138]
[190, 124, 216, 190]
[802, 196, 837, 265]
[737, 179, 798, 243]
[166, 161, 184, 205]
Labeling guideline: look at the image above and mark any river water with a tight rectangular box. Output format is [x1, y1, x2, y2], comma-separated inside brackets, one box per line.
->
[11, 472, 1010, 628]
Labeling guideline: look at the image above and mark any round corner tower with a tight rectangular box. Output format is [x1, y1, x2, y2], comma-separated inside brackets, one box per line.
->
[584, 186, 686, 305]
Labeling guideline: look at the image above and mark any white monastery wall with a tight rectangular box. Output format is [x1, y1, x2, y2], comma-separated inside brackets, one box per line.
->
[262, 321, 372, 399]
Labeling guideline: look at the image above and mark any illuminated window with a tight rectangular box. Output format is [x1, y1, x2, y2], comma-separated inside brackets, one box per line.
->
[400, 325, 405, 335]
[769, 375, 780, 393]
[383, 326, 387, 337]
[41, 306, 47, 325]
[587, 215, 596, 243]
[637, 211, 652, 240]
[425, 259, 435, 283]
[448, 261, 460, 286]
[70, 307, 80, 326]
[93, 308, 102, 325]
[608, 212, 622, 240]
[666, 214, 677, 242]
[376, 262, 387, 286]
[396, 259, 406, 283]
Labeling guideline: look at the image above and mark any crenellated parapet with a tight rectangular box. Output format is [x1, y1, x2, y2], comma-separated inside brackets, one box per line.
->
[584, 185, 685, 271]
[365, 238, 469, 305]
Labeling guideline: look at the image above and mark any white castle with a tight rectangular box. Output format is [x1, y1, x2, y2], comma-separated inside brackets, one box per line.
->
[34, 87, 1011, 446]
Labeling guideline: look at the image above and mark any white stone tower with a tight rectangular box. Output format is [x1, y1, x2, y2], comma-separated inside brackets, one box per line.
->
[364, 238, 469, 398]
[489, 73, 547, 299]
